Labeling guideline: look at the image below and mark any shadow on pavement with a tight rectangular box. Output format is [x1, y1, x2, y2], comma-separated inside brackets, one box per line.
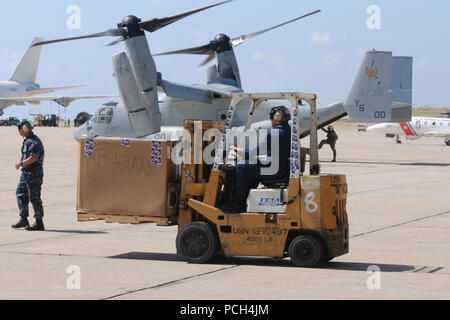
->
[323, 261, 415, 272]
[44, 229, 108, 235]
[108, 252, 418, 272]
[109, 252, 183, 262]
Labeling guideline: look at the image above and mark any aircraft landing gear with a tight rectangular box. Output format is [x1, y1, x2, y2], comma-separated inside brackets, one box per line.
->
[396, 135, 402, 144]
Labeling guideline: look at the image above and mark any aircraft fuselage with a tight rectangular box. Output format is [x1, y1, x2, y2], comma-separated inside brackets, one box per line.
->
[367, 117, 450, 137]
[367, 117, 450, 145]
[74, 93, 347, 140]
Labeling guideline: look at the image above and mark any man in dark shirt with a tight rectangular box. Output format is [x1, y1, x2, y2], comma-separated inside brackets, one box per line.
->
[12, 119, 46, 231]
[226, 106, 292, 213]
[319, 125, 338, 162]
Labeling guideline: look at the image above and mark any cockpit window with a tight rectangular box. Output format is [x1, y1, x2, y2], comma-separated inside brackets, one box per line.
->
[97, 107, 114, 124]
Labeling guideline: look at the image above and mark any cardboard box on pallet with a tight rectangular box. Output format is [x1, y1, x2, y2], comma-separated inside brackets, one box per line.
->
[77, 137, 177, 218]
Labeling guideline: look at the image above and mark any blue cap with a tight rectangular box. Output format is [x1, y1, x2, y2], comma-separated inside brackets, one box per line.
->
[270, 106, 291, 121]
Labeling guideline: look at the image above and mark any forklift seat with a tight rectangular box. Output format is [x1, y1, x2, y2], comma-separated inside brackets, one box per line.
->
[261, 177, 289, 189]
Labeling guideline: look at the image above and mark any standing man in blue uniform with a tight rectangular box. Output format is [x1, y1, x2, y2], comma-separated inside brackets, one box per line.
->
[12, 119, 46, 231]
[226, 106, 292, 213]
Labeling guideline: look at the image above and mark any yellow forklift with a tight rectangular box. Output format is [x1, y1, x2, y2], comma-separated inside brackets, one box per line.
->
[176, 92, 349, 267]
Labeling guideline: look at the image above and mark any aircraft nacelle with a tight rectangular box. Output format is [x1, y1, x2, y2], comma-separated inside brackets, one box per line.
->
[112, 35, 161, 138]
[215, 50, 242, 88]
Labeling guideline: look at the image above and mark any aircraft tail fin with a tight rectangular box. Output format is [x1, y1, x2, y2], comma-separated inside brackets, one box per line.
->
[9, 38, 43, 83]
[344, 51, 413, 123]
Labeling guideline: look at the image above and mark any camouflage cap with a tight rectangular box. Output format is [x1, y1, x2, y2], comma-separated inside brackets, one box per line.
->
[17, 118, 34, 130]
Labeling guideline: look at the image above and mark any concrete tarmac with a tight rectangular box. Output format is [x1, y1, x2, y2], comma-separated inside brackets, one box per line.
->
[0, 122, 449, 300]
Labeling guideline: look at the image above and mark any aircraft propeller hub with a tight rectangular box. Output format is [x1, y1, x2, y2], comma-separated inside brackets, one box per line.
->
[119, 15, 142, 28]
[214, 33, 232, 52]
[215, 33, 230, 42]
[118, 15, 144, 38]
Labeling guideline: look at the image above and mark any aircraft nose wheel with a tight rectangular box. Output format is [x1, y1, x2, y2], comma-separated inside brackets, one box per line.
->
[176, 222, 218, 264]
[288, 235, 322, 267]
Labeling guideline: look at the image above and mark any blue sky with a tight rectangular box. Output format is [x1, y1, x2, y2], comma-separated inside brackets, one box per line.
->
[0, 0, 449, 120]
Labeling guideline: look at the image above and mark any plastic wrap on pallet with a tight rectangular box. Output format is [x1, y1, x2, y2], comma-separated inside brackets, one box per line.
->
[290, 109, 300, 177]
[151, 139, 163, 168]
[84, 137, 94, 159]
[121, 138, 131, 147]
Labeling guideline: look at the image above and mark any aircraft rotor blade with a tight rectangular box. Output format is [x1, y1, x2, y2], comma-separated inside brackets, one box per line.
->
[230, 9, 321, 47]
[139, 0, 232, 33]
[33, 1, 233, 48]
[199, 53, 216, 66]
[153, 43, 215, 56]
[33, 29, 126, 47]
[106, 37, 124, 47]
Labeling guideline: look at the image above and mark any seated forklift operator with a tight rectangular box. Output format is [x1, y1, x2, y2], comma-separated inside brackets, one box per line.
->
[226, 106, 292, 213]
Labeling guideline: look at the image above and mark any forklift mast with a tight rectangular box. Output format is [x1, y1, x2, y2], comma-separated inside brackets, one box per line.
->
[213, 92, 320, 176]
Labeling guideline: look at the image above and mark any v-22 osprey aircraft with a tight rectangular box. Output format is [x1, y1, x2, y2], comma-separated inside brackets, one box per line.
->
[32, 1, 414, 140]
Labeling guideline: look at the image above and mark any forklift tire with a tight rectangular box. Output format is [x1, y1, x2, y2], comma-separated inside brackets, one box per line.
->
[288, 235, 323, 268]
[176, 222, 218, 264]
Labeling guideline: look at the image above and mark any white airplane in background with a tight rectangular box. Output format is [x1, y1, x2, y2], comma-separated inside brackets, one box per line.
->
[0, 38, 116, 116]
[367, 117, 450, 146]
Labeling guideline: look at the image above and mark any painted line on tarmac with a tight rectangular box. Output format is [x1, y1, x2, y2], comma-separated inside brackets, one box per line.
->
[350, 178, 448, 195]
[350, 210, 450, 238]
[0, 202, 75, 214]
[338, 160, 450, 167]
[102, 265, 241, 300]
[0, 184, 75, 193]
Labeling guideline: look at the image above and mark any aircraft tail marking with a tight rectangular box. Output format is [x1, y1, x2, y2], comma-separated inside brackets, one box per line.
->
[344, 51, 413, 123]
[400, 122, 417, 136]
